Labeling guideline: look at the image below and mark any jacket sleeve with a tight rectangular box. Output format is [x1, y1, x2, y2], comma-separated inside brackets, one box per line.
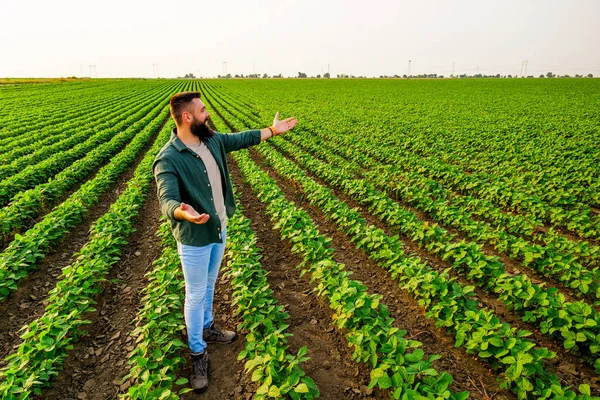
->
[219, 130, 262, 153]
[153, 158, 181, 221]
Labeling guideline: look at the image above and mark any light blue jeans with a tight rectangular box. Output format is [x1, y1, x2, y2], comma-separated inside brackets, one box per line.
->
[177, 227, 227, 354]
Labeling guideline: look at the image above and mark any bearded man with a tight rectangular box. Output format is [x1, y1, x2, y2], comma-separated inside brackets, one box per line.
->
[152, 91, 297, 393]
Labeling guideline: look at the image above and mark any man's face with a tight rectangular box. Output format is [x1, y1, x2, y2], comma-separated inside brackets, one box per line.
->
[188, 98, 210, 124]
[185, 98, 213, 140]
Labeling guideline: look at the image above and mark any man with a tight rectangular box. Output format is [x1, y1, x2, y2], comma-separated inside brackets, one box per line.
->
[152, 91, 297, 393]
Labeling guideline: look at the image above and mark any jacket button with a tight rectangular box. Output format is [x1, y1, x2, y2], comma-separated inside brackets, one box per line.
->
[208, 184, 210, 187]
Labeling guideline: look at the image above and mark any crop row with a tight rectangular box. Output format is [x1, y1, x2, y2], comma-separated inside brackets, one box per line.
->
[220, 189, 318, 399]
[204, 84, 600, 367]
[202, 81, 600, 271]
[206, 100, 468, 400]
[0, 83, 185, 244]
[206, 88, 596, 399]
[120, 221, 192, 400]
[233, 148, 466, 399]
[0, 82, 160, 152]
[0, 83, 168, 178]
[204, 80, 599, 240]
[324, 114, 599, 240]
[290, 125, 600, 269]
[276, 127, 600, 300]
[0, 116, 174, 398]
[0, 83, 173, 183]
[258, 137, 597, 399]
[123, 198, 319, 400]
[389, 110, 599, 208]
[0, 80, 124, 137]
[272, 131, 600, 370]
[203, 79, 599, 198]
[0, 87, 172, 207]
[0, 102, 174, 301]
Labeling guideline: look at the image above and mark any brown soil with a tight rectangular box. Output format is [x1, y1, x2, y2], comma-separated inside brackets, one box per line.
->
[39, 181, 163, 400]
[245, 149, 513, 400]
[283, 134, 596, 307]
[205, 89, 600, 396]
[380, 179, 598, 307]
[0, 139, 150, 368]
[229, 156, 388, 399]
[252, 144, 600, 395]
[1, 115, 167, 250]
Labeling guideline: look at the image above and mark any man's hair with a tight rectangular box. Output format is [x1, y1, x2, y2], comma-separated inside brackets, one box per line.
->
[170, 91, 201, 125]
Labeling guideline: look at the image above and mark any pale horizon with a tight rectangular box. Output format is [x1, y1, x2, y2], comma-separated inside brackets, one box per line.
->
[1, 0, 598, 79]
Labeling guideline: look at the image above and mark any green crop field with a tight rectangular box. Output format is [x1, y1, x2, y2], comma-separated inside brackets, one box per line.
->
[0, 78, 599, 399]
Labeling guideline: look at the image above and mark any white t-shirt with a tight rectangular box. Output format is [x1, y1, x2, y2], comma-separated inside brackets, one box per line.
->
[187, 141, 227, 231]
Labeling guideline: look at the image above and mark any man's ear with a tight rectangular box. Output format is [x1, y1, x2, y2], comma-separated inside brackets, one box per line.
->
[182, 111, 192, 124]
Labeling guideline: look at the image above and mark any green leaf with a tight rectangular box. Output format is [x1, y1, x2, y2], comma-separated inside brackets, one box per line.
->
[252, 368, 263, 382]
[371, 368, 386, 379]
[579, 384, 591, 395]
[294, 383, 309, 393]
[175, 377, 188, 385]
[268, 385, 281, 397]
[378, 376, 393, 389]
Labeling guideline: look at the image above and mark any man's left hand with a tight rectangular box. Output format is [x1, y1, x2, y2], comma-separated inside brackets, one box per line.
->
[273, 112, 298, 135]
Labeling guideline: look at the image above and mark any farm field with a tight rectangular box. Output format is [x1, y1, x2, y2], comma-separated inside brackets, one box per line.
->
[0, 78, 599, 400]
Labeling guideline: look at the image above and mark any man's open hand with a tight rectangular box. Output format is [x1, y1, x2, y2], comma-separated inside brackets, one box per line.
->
[175, 202, 210, 224]
[273, 112, 298, 135]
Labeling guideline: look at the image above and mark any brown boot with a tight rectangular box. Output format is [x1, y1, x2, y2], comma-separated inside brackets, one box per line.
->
[190, 351, 209, 393]
[203, 322, 237, 344]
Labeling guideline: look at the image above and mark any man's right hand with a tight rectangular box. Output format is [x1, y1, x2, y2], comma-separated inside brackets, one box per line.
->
[174, 202, 210, 224]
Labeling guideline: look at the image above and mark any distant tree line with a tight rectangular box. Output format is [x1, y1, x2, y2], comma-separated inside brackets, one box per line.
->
[187, 71, 595, 79]
[376, 72, 595, 79]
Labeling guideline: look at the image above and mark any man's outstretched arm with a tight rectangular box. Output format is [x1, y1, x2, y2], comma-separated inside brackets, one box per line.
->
[222, 112, 299, 152]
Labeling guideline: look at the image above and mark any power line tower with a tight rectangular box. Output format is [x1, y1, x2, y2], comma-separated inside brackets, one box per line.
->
[89, 65, 97, 78]
[520, 60, 524, 77]
[408, 60, 412, 77]
[524, 59, 528, 77]
[451, 61, 455, 77]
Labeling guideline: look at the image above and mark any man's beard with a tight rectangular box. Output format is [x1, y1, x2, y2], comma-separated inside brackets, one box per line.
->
[190, 118, 214, 141]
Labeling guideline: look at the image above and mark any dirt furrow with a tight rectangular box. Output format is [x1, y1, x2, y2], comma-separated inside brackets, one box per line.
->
[40, 177, 245, 399]
[247, 149, 516, 399]
[0, 137, 153, 368]
[379, 181, 596, 306]
[39, 181, 162, 400]
[249, 146, 600, 394]
[0, 120, 165, 250]
[230, 157, 388, 399]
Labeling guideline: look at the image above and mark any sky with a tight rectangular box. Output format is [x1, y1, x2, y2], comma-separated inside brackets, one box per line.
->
[1, 0, 598, 78]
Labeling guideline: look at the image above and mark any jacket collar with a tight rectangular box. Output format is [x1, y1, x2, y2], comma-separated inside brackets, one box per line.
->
[170, 128, 188, 153]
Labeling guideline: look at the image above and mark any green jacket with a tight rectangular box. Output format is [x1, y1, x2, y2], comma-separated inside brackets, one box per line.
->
[153, 128, 261, 246]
